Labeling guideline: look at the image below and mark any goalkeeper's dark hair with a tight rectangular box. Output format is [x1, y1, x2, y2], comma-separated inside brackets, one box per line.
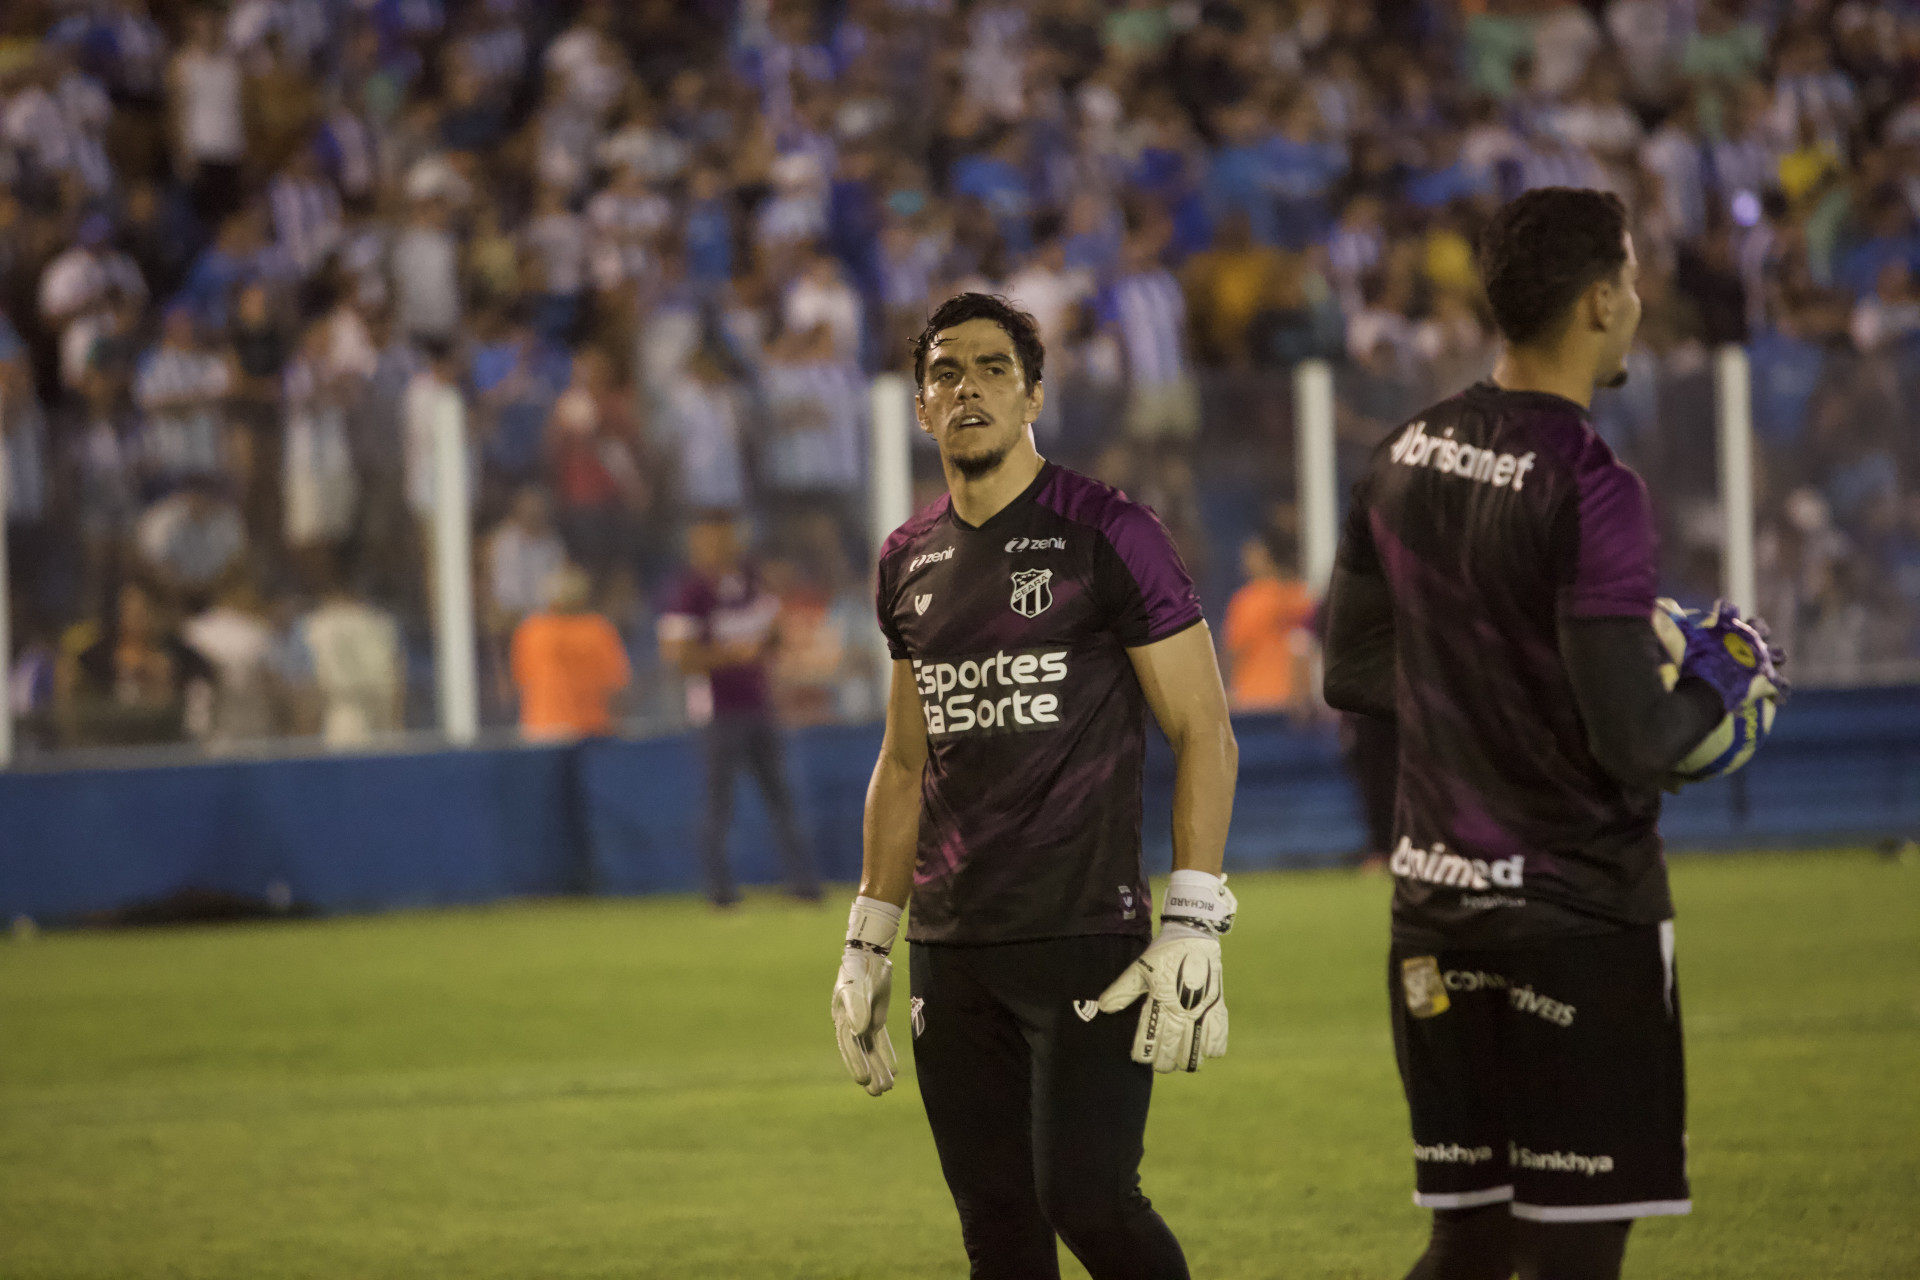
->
[911, 293, 1044, 391]
[1477, 188, 1629, 348]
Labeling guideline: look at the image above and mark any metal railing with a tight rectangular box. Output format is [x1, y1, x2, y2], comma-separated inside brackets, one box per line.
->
[9, 344, 1917, 769]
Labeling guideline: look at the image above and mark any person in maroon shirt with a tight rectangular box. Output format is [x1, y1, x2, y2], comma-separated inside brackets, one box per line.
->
[827, 295, 1240, 1279]
[659, 511, 818, 907]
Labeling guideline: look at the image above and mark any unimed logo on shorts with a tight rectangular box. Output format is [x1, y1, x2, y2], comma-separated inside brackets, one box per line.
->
[914, 648, 1069, 736]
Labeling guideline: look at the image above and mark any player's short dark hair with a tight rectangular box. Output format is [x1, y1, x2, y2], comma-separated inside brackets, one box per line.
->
[911, 293, 1044, 390]
[1477, 188, 1630, 347]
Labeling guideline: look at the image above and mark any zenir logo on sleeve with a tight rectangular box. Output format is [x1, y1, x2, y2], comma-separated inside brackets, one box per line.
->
[1010, 568, 1053, 617]
[1402, 956, 1450, 1018]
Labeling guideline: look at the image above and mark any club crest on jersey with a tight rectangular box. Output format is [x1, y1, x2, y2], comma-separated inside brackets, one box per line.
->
[1010, 568, 1053, 617]
[914, 593, 932, 615]
[1072, 1000, 1100, 1022]
[910, 996, 925, 1038]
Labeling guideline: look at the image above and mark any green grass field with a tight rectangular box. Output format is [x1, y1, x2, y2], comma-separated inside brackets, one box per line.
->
[2, 850, 1915, 1278]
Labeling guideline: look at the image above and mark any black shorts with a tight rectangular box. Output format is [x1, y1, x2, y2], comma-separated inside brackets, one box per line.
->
[1389, 921, 1690, 1223]
[908, 935, 1189, 1279]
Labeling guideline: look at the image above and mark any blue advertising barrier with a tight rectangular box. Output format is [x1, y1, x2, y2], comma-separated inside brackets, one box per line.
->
[2, 688, 1916, 922]
[0, 747, 582, 921]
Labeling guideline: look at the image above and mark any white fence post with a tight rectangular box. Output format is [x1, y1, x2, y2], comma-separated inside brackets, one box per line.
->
[431, 386, 477, 745]
[1294, 358, 1339, 592]
[1715, 345, 1758, 616]
[869, 373, 914, 556]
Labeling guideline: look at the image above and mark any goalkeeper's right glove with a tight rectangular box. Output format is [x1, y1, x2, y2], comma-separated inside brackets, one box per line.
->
[1097, 871, 1236, 1073]
[831, 896, 902, 1097]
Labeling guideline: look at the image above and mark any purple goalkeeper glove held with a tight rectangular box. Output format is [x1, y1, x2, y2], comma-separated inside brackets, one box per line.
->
[1657, 599, 1789, 711]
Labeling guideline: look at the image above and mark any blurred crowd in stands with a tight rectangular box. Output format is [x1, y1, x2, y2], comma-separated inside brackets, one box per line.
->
[5, 0, 1920, 756]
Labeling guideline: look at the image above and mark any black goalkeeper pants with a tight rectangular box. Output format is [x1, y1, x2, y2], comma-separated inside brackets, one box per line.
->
[909, 936, 1190, 1280]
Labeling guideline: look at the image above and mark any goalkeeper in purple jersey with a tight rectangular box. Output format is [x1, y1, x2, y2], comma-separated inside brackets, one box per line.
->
[826, 294, 1239, 1279]
[1324, 188, 1784, 1280]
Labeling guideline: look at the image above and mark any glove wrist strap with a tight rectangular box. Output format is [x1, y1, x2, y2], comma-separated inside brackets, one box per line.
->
[845, 895, 902, 956]
[1160, 869, 1237, 936]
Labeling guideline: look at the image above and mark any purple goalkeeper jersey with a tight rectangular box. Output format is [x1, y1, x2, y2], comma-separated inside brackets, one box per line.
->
[877, 462, 1204, 945]
[1339, 382, 1672, 948]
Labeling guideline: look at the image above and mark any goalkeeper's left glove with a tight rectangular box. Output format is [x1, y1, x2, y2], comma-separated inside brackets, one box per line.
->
[1097, 870, 1236, 1073]
[830, 896, 901, 1097]
[1651, 598, 1787, 708]
[1651, 598, 1788, 787]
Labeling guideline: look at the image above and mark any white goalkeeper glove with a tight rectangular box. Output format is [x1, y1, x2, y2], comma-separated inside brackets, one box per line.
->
[1097, 870, 1236, 1073]
[831, 896, 902, 1097]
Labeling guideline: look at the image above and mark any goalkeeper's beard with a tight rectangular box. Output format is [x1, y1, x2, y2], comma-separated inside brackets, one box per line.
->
[951, 442, 1012, 481]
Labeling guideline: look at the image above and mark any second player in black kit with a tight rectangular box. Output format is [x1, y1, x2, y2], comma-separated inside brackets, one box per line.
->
[1325, 189, 1770, 1280]
[830, 295, 1241, 1280]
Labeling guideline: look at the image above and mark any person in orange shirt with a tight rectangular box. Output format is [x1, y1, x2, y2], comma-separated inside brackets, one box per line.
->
[1222, 530, 1316, 714]
[510, 564, 631, 739]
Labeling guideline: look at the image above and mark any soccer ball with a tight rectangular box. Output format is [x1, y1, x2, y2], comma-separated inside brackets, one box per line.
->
[1651, 598, 1784, 785]
[1672, 693, 1777, 783]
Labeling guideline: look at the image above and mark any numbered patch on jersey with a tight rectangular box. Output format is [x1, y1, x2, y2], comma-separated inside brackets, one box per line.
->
[1402, 955, 1451, 1019]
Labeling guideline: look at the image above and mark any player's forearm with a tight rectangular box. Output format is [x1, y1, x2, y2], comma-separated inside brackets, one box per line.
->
[1166, 718, 1236, 876]
[1323, 564, 1398, 719]
[858, 756, 921, 907]
[1560, 615, 1724, 787]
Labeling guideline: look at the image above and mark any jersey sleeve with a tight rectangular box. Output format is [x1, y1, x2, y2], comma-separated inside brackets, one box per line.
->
[874, 556, 908, 659]
[1558, 457, 1659, 619]
[1335, 471, 1382, 577]
[1094, 502, 1204, 647]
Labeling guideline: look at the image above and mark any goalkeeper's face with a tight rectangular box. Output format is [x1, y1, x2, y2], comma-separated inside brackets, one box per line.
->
[1595, 232, 1643, 390]
[914, 319, 1045, 481]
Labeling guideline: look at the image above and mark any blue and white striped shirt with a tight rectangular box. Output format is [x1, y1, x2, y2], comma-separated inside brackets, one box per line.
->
[134, 346, 232, 482]
[1107, 268, 1188, 388]
[270, 174, 344, 277]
